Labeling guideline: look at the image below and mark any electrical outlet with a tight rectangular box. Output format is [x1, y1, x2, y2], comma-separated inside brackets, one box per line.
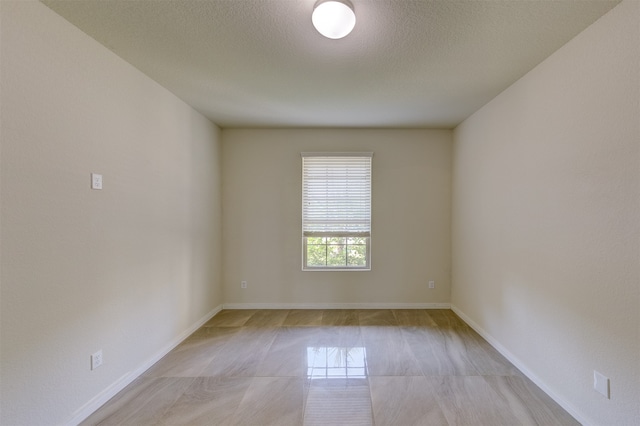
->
[428, 280, 435, 289]
[91, 173, 103, 190]
[241, 280, 247, 289]
[91, 350, 103, 370]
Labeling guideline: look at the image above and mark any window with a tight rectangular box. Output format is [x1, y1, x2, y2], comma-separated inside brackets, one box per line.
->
[302, 153, 372, 270]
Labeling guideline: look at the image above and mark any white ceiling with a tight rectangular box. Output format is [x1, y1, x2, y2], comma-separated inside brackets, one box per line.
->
[42, 0, 619, 129]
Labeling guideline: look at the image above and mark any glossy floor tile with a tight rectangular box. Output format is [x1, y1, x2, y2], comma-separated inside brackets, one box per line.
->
[82, 309, 579, 426]
[158, 377, 252, 425]
[370, 376, 448, 425]
[233, 377, 306, 426]
[305, 379, 372, 425]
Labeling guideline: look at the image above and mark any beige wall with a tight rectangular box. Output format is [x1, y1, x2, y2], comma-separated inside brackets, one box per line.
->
[222, 129, 451, 307]
[0, 2, 223, 424]
[451, 1, 639, 425]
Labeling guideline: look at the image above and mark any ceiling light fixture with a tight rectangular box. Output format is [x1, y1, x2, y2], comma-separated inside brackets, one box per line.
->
[312, 0, 356, 40]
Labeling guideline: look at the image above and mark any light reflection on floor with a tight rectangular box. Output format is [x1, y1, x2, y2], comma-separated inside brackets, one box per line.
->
[306, 347, 367, 379]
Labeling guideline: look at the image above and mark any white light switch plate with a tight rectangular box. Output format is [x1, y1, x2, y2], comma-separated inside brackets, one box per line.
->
[594, 370, 610, 398]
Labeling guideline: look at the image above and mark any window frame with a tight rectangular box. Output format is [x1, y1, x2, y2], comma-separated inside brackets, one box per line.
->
[301, 153, 372, 271]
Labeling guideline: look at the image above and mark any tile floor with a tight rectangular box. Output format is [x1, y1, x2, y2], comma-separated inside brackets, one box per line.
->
[81, 309, 579, 425]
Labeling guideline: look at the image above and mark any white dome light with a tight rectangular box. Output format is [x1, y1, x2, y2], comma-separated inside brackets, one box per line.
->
[312, 0, 356, 40]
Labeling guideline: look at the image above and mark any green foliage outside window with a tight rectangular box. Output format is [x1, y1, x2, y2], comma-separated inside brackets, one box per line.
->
[306, 236, 368, 268]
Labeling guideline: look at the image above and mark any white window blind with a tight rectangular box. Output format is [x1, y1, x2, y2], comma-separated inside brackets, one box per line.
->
[302, 153, 372, 237]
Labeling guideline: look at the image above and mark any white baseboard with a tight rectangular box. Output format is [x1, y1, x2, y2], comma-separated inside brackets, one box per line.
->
[450, 304, 590, 426]
[222, 302, 451, 310]
[66, 304, 223, 426]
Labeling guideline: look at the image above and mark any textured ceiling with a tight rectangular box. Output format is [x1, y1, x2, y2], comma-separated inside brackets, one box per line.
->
[42, 0, 619, 128]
